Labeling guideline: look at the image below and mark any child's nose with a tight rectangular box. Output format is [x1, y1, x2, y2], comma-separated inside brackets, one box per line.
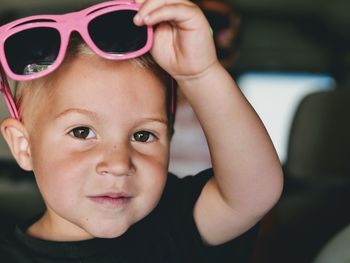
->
[95, 143, 135, 177]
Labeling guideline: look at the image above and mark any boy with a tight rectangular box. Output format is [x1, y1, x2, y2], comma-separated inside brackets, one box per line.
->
[0, 0, 283, 261]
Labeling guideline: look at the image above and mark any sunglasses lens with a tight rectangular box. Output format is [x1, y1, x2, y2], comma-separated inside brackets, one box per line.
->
[4, 27, 60, 76]
[88, 10, 148, 54]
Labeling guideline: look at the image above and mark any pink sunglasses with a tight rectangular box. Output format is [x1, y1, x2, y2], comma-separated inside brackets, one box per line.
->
[0, 0, 175, 120]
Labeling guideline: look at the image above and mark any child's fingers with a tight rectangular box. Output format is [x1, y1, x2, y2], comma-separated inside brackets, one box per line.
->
[136, 3, 202, 29]
[134, 0, 194, 25]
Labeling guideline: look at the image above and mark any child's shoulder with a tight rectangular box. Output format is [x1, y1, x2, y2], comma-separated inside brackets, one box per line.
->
[162, 168, 213, 204]
[0, 225, 26, 262]
[154, 168, 213, 226]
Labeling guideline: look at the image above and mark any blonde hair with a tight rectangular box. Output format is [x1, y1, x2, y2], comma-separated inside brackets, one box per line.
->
[14, 35, 175, 135]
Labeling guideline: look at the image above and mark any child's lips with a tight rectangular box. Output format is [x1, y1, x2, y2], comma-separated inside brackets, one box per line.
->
[88, 192, 132, 208]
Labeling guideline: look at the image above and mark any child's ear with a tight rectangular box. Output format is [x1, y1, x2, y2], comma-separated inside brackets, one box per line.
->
[1, 118, 33, 171]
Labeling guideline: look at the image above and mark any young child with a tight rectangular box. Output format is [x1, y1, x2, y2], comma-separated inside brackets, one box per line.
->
[0, 0, 283, 261]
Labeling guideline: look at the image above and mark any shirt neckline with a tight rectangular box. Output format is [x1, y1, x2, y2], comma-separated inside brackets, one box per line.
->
[14, 223, 128, 259]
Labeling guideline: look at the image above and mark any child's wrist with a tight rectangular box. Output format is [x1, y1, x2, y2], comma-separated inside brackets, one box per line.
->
[175, 61, 225, 92]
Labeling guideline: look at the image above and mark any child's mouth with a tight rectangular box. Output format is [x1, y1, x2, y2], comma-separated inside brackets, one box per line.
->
[88, 192, 131, 208]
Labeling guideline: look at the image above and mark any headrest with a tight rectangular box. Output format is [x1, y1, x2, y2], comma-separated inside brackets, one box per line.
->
[286, 89, 350, 179]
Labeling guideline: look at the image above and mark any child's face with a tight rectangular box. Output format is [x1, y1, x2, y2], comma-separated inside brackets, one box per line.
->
[27, 55, 170, 241]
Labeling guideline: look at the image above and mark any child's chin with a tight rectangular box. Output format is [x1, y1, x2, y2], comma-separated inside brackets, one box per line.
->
[90, 223, 130, 239]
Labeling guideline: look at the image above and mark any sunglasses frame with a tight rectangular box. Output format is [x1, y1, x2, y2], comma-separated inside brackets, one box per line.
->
[0, 0, 168, 120]
[0, 0, 153, 81]
[0, 65, 18, 119]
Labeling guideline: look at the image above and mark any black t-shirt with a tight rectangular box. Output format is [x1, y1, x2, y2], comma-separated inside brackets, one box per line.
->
[0, 169, 258, 262]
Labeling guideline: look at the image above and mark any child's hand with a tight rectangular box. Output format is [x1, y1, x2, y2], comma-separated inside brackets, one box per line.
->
[133, 0, 218, 82]
[135, 0, 283, 248]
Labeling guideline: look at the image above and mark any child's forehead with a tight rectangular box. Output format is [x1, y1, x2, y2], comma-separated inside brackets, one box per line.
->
[53, 55, 166, 95]
[17, 54, 169, 130]
[57, 54, 163, 83]
[38, 55, 166, 116]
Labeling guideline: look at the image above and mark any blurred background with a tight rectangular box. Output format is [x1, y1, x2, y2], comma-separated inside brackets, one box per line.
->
[1, 0, 350, 262]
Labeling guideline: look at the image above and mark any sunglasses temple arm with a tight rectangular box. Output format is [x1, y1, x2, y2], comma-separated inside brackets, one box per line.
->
[0, 64, 20, 120]
[170, 78, 175, 114]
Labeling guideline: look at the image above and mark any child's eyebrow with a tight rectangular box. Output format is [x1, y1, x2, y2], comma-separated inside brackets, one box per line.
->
[139, 117, 168, 126]
[54, 109, 168, 126]
[54, 108, 99, 121]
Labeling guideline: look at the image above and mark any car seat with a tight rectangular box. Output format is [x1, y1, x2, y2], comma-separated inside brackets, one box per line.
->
[251, 88, 350, 263]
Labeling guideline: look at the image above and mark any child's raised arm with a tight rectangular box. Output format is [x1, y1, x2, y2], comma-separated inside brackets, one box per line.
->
[134, 0, 283, 245]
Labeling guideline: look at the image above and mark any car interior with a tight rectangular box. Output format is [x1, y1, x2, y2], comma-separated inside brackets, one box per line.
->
[1, 0, 350, 262]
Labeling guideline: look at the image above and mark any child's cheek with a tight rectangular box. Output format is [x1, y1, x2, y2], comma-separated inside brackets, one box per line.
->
[31, 136, 92, 189]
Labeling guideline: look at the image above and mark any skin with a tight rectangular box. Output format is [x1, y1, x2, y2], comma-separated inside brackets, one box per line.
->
[3, 55, 170, 241]
[1, 0, 283, 246]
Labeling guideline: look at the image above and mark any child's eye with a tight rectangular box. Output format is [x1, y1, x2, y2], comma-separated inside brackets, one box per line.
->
[69, 126, 96, 140]
[132, 131, 156, 143]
